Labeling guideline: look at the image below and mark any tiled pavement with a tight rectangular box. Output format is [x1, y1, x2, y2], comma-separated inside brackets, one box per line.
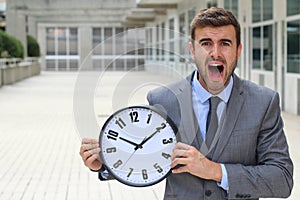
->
[0, 71, 299, 200]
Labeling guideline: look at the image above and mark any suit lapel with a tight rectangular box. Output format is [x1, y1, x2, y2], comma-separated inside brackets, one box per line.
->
[175, 73, 203, 147]
[212, 74, 245, 160]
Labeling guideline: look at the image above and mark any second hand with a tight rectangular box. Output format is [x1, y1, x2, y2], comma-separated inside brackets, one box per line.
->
[120, 136, 147, 170]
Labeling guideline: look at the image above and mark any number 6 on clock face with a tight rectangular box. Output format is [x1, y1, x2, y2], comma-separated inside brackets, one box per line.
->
[99, 105, 178, 187]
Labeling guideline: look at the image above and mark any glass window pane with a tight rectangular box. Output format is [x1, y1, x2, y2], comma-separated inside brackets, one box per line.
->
[232, 0, 239, 18]
[70, 59, 79, 71]
[252, 0, 261, 22]
[69, 28, 78, 55]
[46, 60, 55, 70]
[224, 0, 238, 18]
[287, 0, 300, 16]
[179, 13, 185, 35]
[224, 0, 230, 9]
[93, 28, 102, 55]
[58, 59, 67, 71]
[252, 27, 261, 69]
[188, 9, 196, 33]
[263, 0, 273, 21]
[263, 25, 273, 71]
[169, 18, 174, 39]
[169, 41, 174, 61]
[46, 28, 55, 55]
[104, 28, 113, 55]
[57, 28, 67, 55]
[287, 20, 300, 73]
[115, 28, 125, 55]
[161, 22, 165, 41]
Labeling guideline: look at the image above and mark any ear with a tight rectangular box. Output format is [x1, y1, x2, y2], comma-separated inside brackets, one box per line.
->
[237, 43, 242, 59]
[189, 42, 195, 60]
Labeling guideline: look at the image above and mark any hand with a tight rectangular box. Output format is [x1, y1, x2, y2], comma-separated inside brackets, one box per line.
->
[135, 122, 166, 150]
[79, 138, 102, 171]
[170, 142, 222, 182]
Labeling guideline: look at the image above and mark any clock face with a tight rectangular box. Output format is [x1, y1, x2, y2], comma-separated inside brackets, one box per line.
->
[99, 105, 177, 187]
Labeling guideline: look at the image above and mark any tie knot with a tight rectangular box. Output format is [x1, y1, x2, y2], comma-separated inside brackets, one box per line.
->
[210, 96, 221, 110]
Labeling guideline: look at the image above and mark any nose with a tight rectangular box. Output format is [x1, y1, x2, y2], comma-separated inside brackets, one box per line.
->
[209, 44, 221, 59]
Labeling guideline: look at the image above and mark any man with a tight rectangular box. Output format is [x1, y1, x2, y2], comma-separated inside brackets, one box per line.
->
[80, 7, 293, 200]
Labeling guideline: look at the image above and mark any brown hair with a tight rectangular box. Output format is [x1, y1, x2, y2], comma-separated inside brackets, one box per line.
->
[190, 7, 241, 47]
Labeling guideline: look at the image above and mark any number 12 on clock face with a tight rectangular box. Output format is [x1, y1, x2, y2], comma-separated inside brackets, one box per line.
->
[99, 105, 178, 187]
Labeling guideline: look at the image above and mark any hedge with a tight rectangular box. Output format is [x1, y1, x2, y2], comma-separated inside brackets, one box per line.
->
[0, 30, 24, 58]
[27, 35, 40, 57]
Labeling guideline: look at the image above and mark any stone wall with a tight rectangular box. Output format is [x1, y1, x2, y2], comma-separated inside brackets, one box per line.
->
[0, 58, 41, 87]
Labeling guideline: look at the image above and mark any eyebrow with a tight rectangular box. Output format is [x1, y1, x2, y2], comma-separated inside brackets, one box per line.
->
[198, 38, 233, 44]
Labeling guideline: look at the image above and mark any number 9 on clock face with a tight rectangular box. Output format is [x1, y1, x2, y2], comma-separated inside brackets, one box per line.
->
[99, 105, 178, 187]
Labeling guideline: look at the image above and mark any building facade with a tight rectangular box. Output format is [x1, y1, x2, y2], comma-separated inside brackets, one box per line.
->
[5, 0, 300, 115]
[141, 0, 300, 115]
[6, 0, 145, 71]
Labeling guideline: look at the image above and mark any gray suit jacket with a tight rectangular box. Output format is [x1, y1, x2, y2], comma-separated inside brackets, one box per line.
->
[147, 73, 293, 200]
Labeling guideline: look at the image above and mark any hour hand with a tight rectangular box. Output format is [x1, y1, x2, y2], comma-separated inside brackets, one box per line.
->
[119, 137, 140, 148]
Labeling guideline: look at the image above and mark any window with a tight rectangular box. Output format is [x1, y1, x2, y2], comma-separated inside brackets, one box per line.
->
[188, 8, 196, 34]
[69, 28, 78, 55]
[46, 28, 55, 55]
[252, 25, 273, 71]
[104, 28, 113, 55]
[224, 0, 238, 18]
[161, 22, 165, 61]
[179, 13, 186, 62]
[287, 20, 300, 73]
[92, 28, 102, 55]
[252, 27, 261, 69]
[287, 0, 300, 16]
[45, 27, 79, 71]
[252, 0, 273, 23]
[169, 18, 175, 62]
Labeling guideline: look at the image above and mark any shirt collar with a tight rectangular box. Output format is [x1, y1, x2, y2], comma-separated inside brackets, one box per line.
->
[192, 70, 233, 103]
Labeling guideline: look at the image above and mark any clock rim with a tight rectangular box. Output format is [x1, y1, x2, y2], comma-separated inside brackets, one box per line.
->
[99, 105, 178, 187]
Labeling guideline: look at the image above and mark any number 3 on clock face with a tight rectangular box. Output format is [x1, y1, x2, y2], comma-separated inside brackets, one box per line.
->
[99, 105, 178, 187]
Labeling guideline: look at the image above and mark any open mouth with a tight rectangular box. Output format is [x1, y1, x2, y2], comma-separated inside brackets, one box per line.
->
[208, 63, 224, 78]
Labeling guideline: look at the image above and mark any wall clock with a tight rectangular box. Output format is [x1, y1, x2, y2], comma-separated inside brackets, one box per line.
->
[99, 105, 177, 187]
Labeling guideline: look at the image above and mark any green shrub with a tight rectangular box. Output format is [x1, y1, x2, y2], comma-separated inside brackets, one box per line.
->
[27, 35, 40, 57]
[0, 30, 24, 58]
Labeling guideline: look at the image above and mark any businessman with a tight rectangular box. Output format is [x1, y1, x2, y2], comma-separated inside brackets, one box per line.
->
[80, 7, 293, 200]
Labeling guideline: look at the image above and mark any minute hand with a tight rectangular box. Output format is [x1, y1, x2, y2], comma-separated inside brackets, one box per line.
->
[135, 123, 166, 150]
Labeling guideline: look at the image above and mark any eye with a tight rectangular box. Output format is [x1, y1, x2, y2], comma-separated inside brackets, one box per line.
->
[200, 41, 212, 47]
[220, 41, 231, 47]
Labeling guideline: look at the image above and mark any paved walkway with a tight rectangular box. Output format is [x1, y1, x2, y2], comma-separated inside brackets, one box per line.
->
[0, 71, 298, 200]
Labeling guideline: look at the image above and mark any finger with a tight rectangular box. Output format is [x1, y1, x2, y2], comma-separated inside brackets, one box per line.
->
[82, 138, 98, 145]
[80, 143, 99, 155]
[170, 157, 189, 169]
[174, 142, 191, 150]
[172, 164, 189, 174]
[82, 147, 100, 161]
[84, 153, 101, 167]
[171, 149, 189, 160]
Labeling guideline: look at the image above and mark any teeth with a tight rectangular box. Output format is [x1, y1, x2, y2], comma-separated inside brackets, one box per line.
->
[209, 63, 224, 73]
[209, 64, 222, 67]
[209, 64, 220, 67]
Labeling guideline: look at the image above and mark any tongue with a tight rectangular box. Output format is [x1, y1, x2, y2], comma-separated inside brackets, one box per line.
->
[209, 65, 222, 78]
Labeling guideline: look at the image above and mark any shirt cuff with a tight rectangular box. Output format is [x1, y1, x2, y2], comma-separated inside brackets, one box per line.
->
[217, 164, 229, 191]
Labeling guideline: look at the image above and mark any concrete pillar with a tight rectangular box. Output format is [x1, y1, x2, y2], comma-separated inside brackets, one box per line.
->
[79, 25, 93, 70]
[6, 9, 28, 57]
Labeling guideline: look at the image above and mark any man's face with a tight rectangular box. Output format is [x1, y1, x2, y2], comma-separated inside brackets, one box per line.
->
[189, 25, 242, 94]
